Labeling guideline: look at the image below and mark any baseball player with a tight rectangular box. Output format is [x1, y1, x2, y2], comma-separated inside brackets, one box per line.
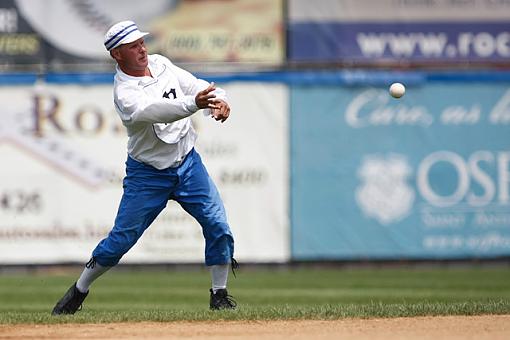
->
[52, 20, 237, 314]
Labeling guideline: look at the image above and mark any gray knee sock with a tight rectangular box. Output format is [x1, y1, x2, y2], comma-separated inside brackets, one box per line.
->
[210, 264, 229, 293]
[76, 260, 110, 293]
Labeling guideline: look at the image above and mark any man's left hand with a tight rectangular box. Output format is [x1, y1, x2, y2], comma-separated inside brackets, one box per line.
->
[211, 100, 230, 123]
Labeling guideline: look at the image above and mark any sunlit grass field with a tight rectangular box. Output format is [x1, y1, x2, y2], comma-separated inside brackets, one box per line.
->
[1, 266, 509, 324]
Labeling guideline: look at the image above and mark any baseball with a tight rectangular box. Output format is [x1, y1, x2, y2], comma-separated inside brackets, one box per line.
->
[389, 82, 405, 98]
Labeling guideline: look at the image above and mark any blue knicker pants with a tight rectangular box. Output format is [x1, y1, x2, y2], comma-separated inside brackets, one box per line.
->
[91, 148, 234, 267]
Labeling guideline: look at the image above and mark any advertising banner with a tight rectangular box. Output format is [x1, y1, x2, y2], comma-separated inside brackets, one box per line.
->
[150, 0, 284, 64]
[288, 0, 510, 64]
[0, 0, 44, 68]
[2, 0, 283, 69]
[291, 79, 510, 259]
[0, 82, 289, 264]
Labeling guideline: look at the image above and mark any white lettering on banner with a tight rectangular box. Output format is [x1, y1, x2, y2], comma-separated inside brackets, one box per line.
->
[356, 151, 510, 230]
[356, 31, 510, 59]
[421, 211, 465, 228]
[417, 151, 509, 207]
[498, 152, 510, 202]
[423, 235, 464, 249]
[0, 9, 17, 33]
[469, 151, 497, 205]
[458, 32, 510, 58]
[440, 105, 481, 124]
[423, 233, 510, 251]
[418, 151, 475, 207]
[474, 211, 510, 227]
[345, 89, 433, 127]
[490, 89, 510, 124]
[357, 32, 448, 58]
[347, 89, 510, 127]
[417, 152, 464, 208]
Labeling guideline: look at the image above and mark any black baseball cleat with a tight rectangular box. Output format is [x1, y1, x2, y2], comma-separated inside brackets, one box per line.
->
[51, 282, 89, 315]
[209, 288, 237, 310]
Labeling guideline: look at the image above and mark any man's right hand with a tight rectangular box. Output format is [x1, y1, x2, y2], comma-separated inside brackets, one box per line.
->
[195, 82, 221, 110]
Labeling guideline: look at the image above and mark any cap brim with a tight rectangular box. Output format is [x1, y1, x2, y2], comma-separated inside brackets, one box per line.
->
[120, 31, 149, 46]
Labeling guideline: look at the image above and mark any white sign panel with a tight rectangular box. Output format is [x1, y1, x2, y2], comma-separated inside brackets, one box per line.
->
[289, 0, 510, 22]
[0, 82, 289, 264]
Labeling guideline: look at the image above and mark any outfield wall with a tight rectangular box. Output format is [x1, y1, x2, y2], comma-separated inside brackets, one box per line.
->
[0, 71, 509, 264]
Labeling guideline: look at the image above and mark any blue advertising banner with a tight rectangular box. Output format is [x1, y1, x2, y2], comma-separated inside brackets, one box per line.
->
[288, 0, 510, 64]
[291, 78, 510, 259]
[289, 22, 510, 62]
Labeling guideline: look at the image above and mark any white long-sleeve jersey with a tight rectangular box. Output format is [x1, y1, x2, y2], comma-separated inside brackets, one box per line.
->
[113, 54, 226, 169]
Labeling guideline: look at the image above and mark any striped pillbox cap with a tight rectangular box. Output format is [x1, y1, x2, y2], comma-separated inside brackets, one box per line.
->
[104, 20, 149, 51]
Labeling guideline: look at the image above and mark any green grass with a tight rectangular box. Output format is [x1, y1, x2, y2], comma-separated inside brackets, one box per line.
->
[1, 266, 509, 323]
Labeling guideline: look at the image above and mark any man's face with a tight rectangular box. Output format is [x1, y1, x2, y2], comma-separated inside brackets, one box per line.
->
[112, 38, 148, 72]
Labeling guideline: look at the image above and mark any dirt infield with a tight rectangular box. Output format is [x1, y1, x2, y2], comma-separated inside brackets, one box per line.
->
[1, 315, 509, 339]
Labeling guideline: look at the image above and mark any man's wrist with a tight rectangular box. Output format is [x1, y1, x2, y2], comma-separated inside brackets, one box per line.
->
[186, 95, 199, 112]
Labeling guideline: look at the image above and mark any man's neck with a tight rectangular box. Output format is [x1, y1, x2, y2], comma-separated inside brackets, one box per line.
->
[119, 65, 152, 78]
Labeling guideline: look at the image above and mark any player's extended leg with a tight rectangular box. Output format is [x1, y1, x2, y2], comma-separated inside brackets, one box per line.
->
[171, 148, 236, 309]
[91, 178, 171, 267]
[52, 156, 173, 315]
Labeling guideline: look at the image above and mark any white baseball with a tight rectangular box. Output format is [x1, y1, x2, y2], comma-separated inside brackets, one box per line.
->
[389, 82, 405, 98]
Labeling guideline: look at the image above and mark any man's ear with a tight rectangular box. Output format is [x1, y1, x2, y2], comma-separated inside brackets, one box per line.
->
[110, 48, 120, 60]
